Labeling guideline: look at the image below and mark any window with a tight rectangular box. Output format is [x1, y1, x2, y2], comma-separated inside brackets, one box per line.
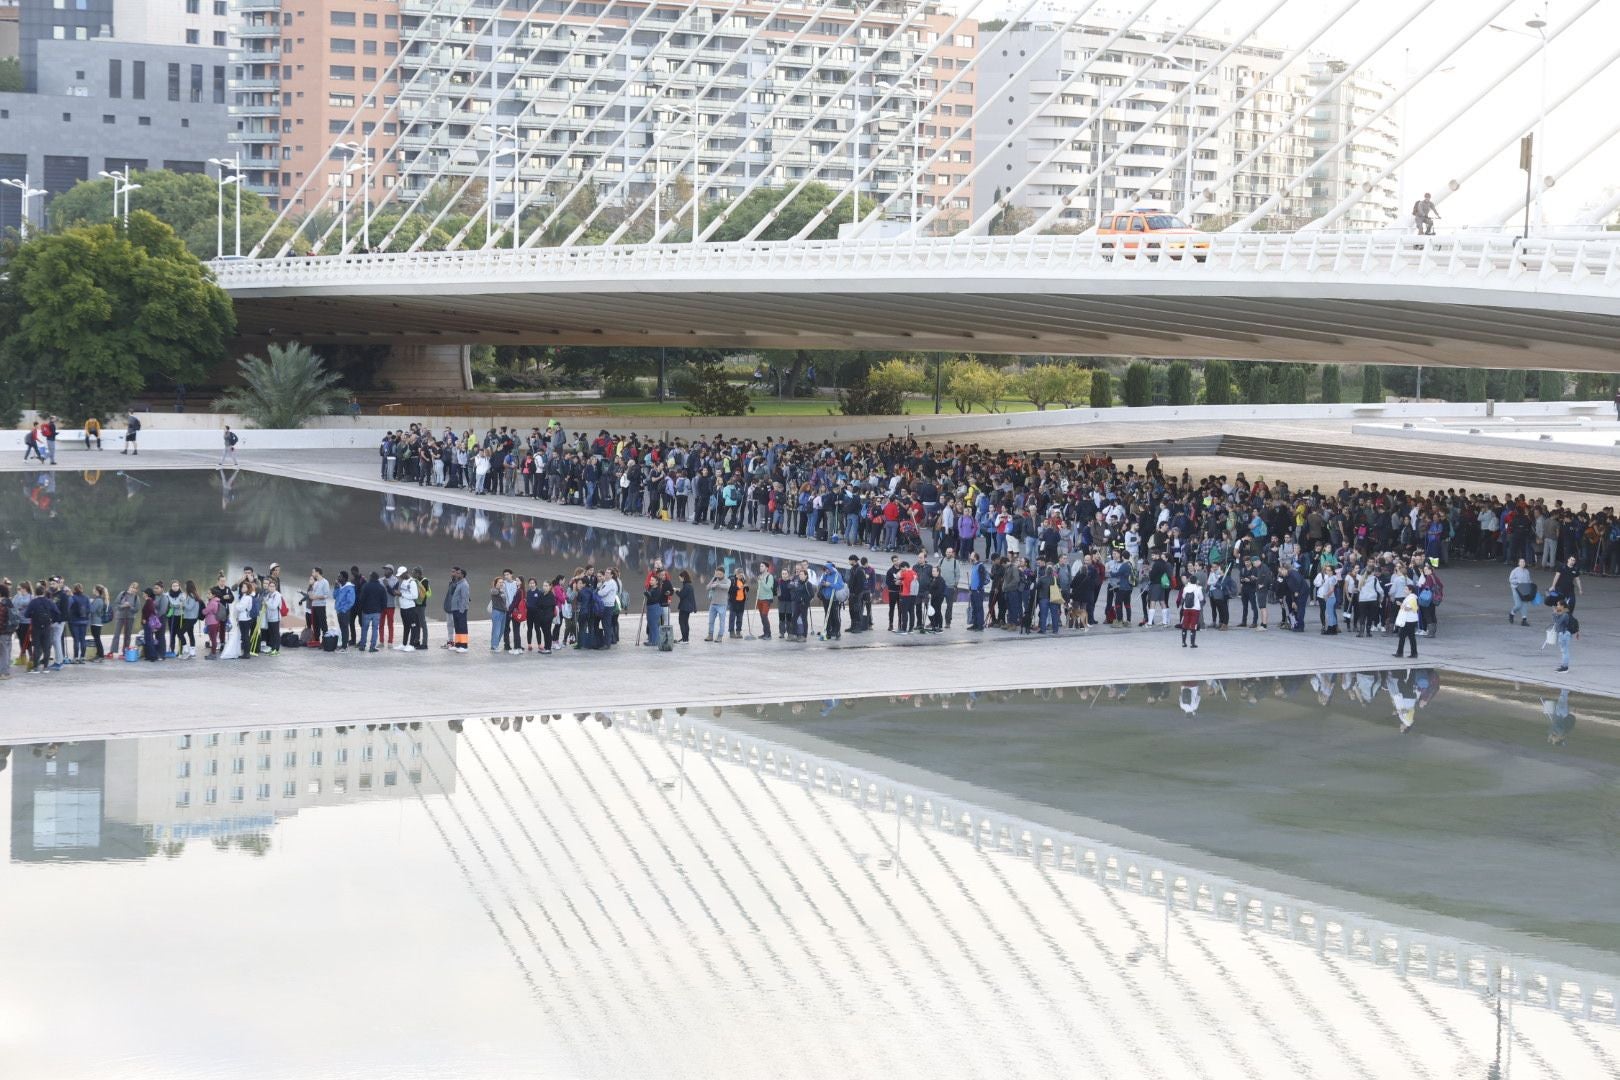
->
[185, 29, 199, 44]
[176, 790, 191, 807]
[258, 731, 272, 743]
[329, 37, 355, 53]
[186, 0, 198, 12]
[362, 40, 375, 54]
[282, 781, 297, 798]
[167, 62, 180, 101]
[256, 783, 271, 801]
[328, 92, 355, 107]
[132, 59, 145, 98]
[256, 754, 271, 771]
[231, 756, 245, 774]
[335, 748, 349, 765]
[329, 65, 354, 80]
[230, 786, 244, 802]
[214, 31, 226, 46]
[384, 14, 396, 27]
[214, 0, 226, 13]
[205, 734, 220, 748]
[190, 63, 203, 103]
[309, 750, 323, 767]
[383, 771, 397, 787]
[176, 761, 191, 779]
[362, 67, 375, 81]
[283, 752, 297, 768]
[327, 120, 344, 133]
[204, 787, 218, 804]
[213, 65, 225, 103]
[108, 58, 121, 98]
[361, 745, 375, 763]
[61, 112, 71, 121]
[203, 759, 218, 776]
[330, 10, 356, 24]
[307, 780, 322, 795]
[363, 12, 376, 26]
[52, 26, 65, 39]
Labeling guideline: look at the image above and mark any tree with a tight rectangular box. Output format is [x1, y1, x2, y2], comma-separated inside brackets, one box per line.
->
[1360, 364, 1383, 404]
[1502, 369, 1526, 403]
[866, 357, 923, 406]
[682, 360, 754, 416]
[705, 182, 876, 242]
[0, 57, 22, 93]
[1574, 372, 1610, 401]
[48, 169, 280, 260]
[1320, 365, 1341, 405]
[213, 342, 348, 428]
[1247, 365, 1271, 405]
[1202, 360, 1233, 405]
[1019, 363, 1090, 410]
[1090, 368, 1113, 408]
[1537, 370, 1565, 402]
[1277, 364, 1309, 404]
[1462, 368, 1488, 402]
[946, 358, 1009, 413]
[0, 212, 235, 421]
[1122, 361, 1153, 406]
[1166, 361, 1192, 406]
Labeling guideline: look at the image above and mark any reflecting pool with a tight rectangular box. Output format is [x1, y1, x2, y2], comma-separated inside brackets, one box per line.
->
[2, 675, 1616, 1079]
[1, 468, 777, 595]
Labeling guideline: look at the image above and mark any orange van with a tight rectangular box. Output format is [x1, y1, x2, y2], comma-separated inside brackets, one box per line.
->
[1097, 208, 1209, 259]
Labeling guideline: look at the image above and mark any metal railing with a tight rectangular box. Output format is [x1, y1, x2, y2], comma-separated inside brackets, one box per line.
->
[211, 231, 1620, 296]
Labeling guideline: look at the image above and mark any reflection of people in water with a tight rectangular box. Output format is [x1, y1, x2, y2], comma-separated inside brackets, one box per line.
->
[1386, 670, 1420, 733]
[218, 467, 239, 510]
[1543, 689, 1574, 746]
[1178, 682, 1201, 716]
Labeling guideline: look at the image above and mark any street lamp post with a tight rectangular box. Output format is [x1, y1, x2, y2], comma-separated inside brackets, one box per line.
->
[653, 104, 696, 243]
[852, 108, 874, 229]
[98, 168, 140, 223]
[878, 79, 925, 230]
[208, 155, 242, 257]
[334, 141, 375, 251]
[1490, 10, 1551, 233]
[477, 125, 518, 249]
[1, 175, 48, 239]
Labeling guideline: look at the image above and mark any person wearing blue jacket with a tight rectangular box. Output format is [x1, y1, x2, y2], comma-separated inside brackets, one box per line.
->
[967, 553, 988, 631]
[818, 562, 845, 641]
[333, 572, 357, 650]
[356, 572, 389, 653]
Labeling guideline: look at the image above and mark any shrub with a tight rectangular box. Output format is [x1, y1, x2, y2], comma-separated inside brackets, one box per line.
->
[1166, 361, 1192, 406]
[601, 373, 644, 399]
[1089, 369, 1112, 408]
[1537, 370, 1564, 402]
[1123, 361, 1153, 407]
[1463, 368, 1487, 401]
[1247, 365, 1271, 405]
[682, 363, 753, 416]
[1502, 369, 1526, 403]
[1320, 365, 1341, 404]
[1360, 364, 1382, 404]
[1202, 360, 1232, 405]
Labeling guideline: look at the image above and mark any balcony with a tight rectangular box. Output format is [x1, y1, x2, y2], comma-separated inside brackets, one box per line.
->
[229, 102, 281, 117]
[229, 129, 281, 146]
[230, 75, 279, 91]
[233, 23, 281, 39]
[231, 0, 281, 10]
[229, 45, 281, 63]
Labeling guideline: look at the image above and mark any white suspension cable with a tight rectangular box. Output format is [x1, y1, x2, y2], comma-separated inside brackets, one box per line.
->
[1303, 0, 1603, 231]
[1480, 113, 1620, 228]
[1576, 188, 1620, 228]
[325, 0, 601, 256]
[701, 0, 986, 244]
[790, 0, 1092, 242]
[617, 0, 925, 247]
[253, 0, 499, 256]
[1228, 0, 1517, 232]
[395, 0, 665, 253]
[1425, 36, 1620, 216]
[751, 0, 1042, 244]
[534, 0, 826, 248]
[851, 0, 1144, 239]
[983, 0, 1226, 238]
[1213, 0, 1448, 231]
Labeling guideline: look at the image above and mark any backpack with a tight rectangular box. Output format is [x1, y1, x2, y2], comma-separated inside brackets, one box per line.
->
[1567, 614, 1581, 634]
[1182, 591, 1199, 610]
[226, 430, 239, 446]
[130, 415, 142, 432]
[0, 599, 18, 634]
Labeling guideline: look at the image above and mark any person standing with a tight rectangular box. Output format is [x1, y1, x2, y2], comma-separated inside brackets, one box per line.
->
[380, 564, 399, 646]
[1178, 573, 1205, 648]
[110, 581, 140, 656]
[642, 570, 672, 647]
[26, 586, 58, 672]
[938, 547, 962, 629]
[358, 571, 388, 652]
[443, 566, 470, 652]
[704, 568, 729, 642]
[122, 413, 141, 455]
[1508, 559, 1535, 626]
[754, 562, 775, 640]
[220, 425, 240, 466]
[395, 567, 421, 652]
[333, 571, 356, 650]
[260, 577, 283, 655]
[42, 416, 57, 465]
[1552, 600, 1578, 672]
[676, 571, 696, 644]
[1393, 590, 1421, 659]
[306, 567, 332, 642]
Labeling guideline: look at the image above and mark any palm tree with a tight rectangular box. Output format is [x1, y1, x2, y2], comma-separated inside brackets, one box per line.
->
[213, 341, 348, 429]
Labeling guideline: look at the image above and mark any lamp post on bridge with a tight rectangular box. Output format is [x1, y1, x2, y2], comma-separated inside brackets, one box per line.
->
[1490, 9, 1551, 235]
[208, 155, 242, 258]
[1, 175, 47, 239]
[334, 141, 374, 252]
[653, 103, 697, 243]
[478, 125, 519, 250]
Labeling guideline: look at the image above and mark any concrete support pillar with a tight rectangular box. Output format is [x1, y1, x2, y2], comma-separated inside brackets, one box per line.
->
[385, 344, 473, 394]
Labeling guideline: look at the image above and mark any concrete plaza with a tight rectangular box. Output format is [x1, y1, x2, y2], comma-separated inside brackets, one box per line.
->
[3, 432, 1617, 743]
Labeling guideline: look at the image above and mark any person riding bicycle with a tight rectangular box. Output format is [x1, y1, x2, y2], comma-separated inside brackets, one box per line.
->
[1412, 192, 1440, 236]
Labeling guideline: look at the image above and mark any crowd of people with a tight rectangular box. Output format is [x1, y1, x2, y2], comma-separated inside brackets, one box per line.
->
[2, 424, 1601, 678]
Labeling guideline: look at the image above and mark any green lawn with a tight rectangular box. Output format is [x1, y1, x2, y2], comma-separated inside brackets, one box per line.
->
[594, 396, 1043, 418]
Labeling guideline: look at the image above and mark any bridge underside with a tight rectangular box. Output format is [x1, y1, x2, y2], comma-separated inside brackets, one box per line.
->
[230, 288, 1620, 371]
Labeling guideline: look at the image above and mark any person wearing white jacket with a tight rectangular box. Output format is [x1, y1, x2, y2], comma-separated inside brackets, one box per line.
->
[394, 569, 420, 652]
[1177, 576, 1205, 649]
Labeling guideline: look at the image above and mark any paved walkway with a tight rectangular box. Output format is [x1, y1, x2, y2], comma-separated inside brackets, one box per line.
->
[4, 444, 1618, 741]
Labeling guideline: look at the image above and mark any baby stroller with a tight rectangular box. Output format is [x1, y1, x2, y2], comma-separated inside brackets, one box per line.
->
[897, 519, 925, 555]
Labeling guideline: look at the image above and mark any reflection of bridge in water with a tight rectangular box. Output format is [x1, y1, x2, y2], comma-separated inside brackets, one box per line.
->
[419, 708, 1619, 1079]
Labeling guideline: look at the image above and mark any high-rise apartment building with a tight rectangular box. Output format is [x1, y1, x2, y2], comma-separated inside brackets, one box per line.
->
[972, 20, 1400, 231]
[234, 0, 977, 235]
[0, 0, 233, 234]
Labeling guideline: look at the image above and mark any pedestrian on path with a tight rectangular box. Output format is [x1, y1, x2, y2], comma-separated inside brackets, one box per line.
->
[1551, 600, 1578, 672]
[220, 425, 240, 466]
[1394, 591, 1421, 659]
[1509, 559, 1535, 626]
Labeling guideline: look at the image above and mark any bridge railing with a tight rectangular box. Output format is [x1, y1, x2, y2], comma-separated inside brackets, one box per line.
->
[210, 231, 1620, 294]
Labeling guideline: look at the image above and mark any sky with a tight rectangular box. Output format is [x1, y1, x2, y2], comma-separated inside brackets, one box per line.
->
[964, 0, 1620, 226]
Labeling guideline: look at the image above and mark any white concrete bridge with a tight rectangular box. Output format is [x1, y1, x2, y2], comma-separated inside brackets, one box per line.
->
[215, 231, 1620, 370]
